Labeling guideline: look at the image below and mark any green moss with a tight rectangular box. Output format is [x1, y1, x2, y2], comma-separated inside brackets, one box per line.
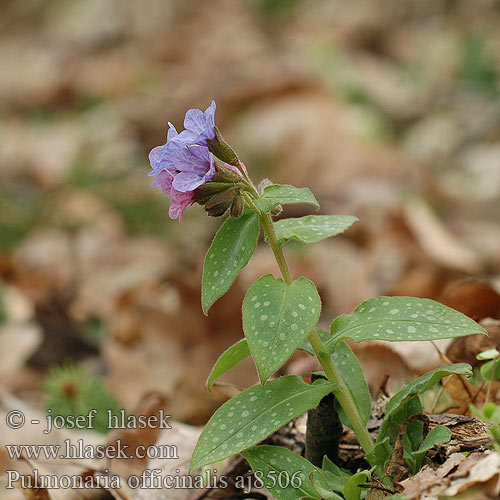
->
[43, 364, 122, 434]
[111, 195, 171, 236]
[460, 34, 499, 97]
[67, 160, 110, 189]
[0, 284, 6, 325]
[257, 0, 301, 16]
[0, 189, 45, 251]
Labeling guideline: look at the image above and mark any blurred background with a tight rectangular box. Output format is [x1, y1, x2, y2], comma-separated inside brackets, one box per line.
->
[1, 0, 500, 430]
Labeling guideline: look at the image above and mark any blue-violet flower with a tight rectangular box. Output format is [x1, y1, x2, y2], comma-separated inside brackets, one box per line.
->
[149, 101, 217, 221]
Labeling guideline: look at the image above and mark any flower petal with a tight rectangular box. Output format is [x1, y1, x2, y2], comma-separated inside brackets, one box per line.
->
[204, 100, 216, 130]
[183, 101, 216, 143]
[184, 109, 207, 136]
[172, 171, 206, 192]
[148, 145, 164, 170]
[151, 170, 175, 196]
[169, 193, 192, 222]
[167, 122, 178, 141]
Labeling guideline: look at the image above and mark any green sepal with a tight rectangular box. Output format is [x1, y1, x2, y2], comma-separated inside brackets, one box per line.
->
[207, 126, 240, 167]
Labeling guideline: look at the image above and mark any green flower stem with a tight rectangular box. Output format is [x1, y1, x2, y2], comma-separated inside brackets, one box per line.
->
[308, 329, 374, 456]
[261, 213, 294, 285]
[244, 191, 374, 458]
[243, 193, 293, 285]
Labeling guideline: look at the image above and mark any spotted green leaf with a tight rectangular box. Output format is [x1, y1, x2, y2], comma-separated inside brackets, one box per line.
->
[330, 339, 371, 428]
[326, 296, 487, 351]
[243, 274, 322, 383]
[202, 211, 260, 314]
[254, 184, 319, 213]
[303, 336, 371, 429]
[189, 376, 335, 472]
[242, 445, 331, 500]
[274, 215, 358, 245]
[206, 339, 250, 391]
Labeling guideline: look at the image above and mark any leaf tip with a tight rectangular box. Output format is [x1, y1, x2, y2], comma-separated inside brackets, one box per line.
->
[479, 325, 489, 336]
[201, 295, 212, 316]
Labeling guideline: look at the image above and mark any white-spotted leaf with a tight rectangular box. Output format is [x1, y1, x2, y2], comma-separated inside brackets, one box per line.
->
[330, 339, 371, 428]
[189, 376, 335, 472]
[274, 215, 358, 245]
[242, 445, 330, 500]
[326, 296, 487, 351]
[243, 275, 322, 383]
[206, 339, 250, 391]
[254, 184, 319, 213]
[302, 335, 371, 428]
[202, 211, 259, 314]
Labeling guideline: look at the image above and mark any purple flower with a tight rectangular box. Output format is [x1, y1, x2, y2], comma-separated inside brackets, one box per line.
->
[182, 100, 217, 146]
[149, 101, 216, 178]
[170, 145, 215, 192]
[151, 145, 215, 221]
[149, 102, 218, 221]
[151, 170, 193, 221]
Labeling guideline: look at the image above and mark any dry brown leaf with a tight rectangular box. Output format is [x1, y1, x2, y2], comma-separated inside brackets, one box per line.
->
[351, 341, 414, 396]
[444, 452, 500, 497]
[137, 423, 201, 500]
[105, 393, 168, 478]
[399, 452, 467, 499]
[401, 452, 500, 499]
[440, 281, 500, 322]
[0, 323, 42, 391]
[447, 318, 500, 369]
[403, 196, 483, 274]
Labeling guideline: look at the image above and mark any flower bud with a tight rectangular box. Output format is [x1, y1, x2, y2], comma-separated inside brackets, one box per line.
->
[192, 182, 232, 205]
[204, 187, 239, 217]
[212, 159, 242, 184]
[271, 204, 283, 216]
[257, 178, 273, 195]
[230, 195, 244, 219]
[207, 126, 239, 167]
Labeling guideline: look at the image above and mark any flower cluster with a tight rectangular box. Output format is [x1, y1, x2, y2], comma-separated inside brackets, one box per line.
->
[149, 101, 217, 221]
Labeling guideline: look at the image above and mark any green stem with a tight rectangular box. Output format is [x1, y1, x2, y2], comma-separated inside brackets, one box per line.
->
[308, 329, 374, 456]
[243, 193, 293, 284]
[248, 194, 374, 458]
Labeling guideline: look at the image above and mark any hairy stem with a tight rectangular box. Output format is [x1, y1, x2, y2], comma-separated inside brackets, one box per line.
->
[246, 193, 375, 458]
[308, 329, 374, 456]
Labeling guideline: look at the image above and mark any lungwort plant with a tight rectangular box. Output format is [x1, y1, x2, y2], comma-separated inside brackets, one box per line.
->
[149, 101, 487, 499]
